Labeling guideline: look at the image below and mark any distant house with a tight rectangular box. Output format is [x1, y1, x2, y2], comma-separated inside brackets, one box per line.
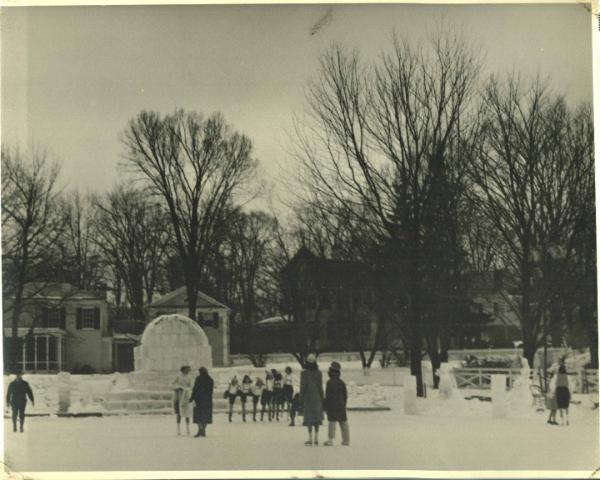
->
[276, 248, 527, 353]
[462, 270, 521, 348]
[146, 287, 231, 366]
[3, 283, 112, 373]
[277, 247, 381, 352]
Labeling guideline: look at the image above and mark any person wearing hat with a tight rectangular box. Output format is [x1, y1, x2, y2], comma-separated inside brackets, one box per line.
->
[299, 353, 324, 445]
[171, 365, 193, 435]
[5, 371, 34, 433]
[190, 367, 214, 437]
[323, 361, 350, 446]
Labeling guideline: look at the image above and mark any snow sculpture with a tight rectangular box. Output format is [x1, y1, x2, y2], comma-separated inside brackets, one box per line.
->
[507, 357, 533, 413]
[57, 371, 71, 413]
[437, 363, 458, 400]
[491, 374, 507, 418]
[134, 314, 212, 372]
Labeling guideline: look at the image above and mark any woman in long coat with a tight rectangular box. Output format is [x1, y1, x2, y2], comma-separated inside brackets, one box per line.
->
[190, 367, 214, 437]
[299, 353, 324, 446]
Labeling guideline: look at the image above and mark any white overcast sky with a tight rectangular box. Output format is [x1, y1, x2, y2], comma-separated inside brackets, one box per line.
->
[1, 4, 594, 210]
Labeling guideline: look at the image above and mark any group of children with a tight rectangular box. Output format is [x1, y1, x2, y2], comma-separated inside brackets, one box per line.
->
[224, 366, 301, 425]
[171, 360, 350, 447]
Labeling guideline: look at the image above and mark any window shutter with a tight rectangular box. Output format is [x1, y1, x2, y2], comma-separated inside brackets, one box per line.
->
[93, 308, 100, 330]
[41, 308, 49, 329]
[59, 308, 66, 330]
[76, 308, 83, 329]
[212, 312, 219, 328]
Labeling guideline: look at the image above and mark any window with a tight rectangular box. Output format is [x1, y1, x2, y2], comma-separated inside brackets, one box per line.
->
[76, 307, 100, 330]
[493, 302, 499, 316]
[198, 311, 219, 328]
[41, 308, 66, 329]
[19, 334, 61, 372]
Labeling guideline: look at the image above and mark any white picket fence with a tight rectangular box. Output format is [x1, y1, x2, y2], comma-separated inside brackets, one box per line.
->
[454, 367, 599, 393]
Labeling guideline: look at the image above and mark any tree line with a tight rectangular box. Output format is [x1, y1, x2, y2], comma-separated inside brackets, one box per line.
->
[2, 32, 595, 386]
[289, 33, 596, 394]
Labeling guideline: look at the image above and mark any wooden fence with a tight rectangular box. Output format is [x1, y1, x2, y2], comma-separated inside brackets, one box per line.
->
[454, 367, 599, 393]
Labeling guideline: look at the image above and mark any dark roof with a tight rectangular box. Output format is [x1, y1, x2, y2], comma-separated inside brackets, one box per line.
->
[18, 282, 106, 301]
[147, 286, 230, 310]
[282, 248, 375, 287]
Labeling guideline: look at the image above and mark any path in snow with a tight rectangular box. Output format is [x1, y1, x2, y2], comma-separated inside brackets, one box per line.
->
[4, 404, 598, 473]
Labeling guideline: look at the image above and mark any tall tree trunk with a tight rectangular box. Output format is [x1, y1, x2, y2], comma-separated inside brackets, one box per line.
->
[185, 281, 198, 322]
[589, 325, 598, 369]
[522, 338, 537, 369]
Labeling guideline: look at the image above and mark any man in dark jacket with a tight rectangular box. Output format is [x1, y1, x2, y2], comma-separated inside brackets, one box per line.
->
[323, 362, 350, 446]
[6, 372, 34, 433]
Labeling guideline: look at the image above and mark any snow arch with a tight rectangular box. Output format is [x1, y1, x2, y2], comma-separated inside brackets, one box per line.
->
[134, 314, 213, 372]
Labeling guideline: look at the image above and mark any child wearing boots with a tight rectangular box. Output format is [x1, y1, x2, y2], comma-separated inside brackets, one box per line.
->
[171, 365, 193, 435]
[289, 393, 302, 426]
[225, 376, 241, 422]
[240, 375, 253, 422]
[323, 362, 350, 446]
[272, 370, 284, 421]
[251, 377, 264, 422]
[261, 371, 274, 421]
[283, 366, 294, 420]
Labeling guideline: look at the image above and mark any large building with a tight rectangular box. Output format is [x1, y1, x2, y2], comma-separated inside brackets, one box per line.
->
[269, 248, 525, 353]
[146, 287, 231, 367]
[3, 283, 112, 373]
[3, 283, 232, 373]
[276, 247, 381, 352]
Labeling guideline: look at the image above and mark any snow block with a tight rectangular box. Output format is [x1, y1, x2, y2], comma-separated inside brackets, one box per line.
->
[403, 374, 418, 415]
[492, 374, 507, 418]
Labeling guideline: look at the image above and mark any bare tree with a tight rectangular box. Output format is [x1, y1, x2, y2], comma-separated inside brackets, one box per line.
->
[121, 110, 257, 321]
[58, 191, 105, 290]
[469, 76, 595, 367]
[1, 146, 66, 369]
[94, 185, 171, 320]
[293, 34, 480, 395]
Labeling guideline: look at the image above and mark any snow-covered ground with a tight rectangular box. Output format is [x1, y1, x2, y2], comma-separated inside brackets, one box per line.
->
[3, 387, 598, 474]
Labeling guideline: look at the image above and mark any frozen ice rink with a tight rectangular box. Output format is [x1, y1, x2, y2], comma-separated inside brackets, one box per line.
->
[3, 394, 598, 474]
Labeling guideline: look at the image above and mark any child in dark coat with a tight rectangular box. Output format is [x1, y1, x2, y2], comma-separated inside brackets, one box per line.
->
[289, 393, 302, 426]
[323, 362, 350, 446]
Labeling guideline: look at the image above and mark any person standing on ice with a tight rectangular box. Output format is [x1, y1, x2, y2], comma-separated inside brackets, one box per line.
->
[555, 362, 571, 426]
[272, 370, 285, 421]
[283, 366, 294, 420]
[299, 353, 324, 446]
[545, 359, 560, 425]
[261, 371, 274, 421]
[240, 375, 253, 422]
[323, 361, 350, 446]
[251, 377, 264, 422]
[190, 367, 214, 437]
[225, 376, 241, 422]
[288, 393, 302, 427]
[171, 365, 193, 435]
[5, 371, 34, 433]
